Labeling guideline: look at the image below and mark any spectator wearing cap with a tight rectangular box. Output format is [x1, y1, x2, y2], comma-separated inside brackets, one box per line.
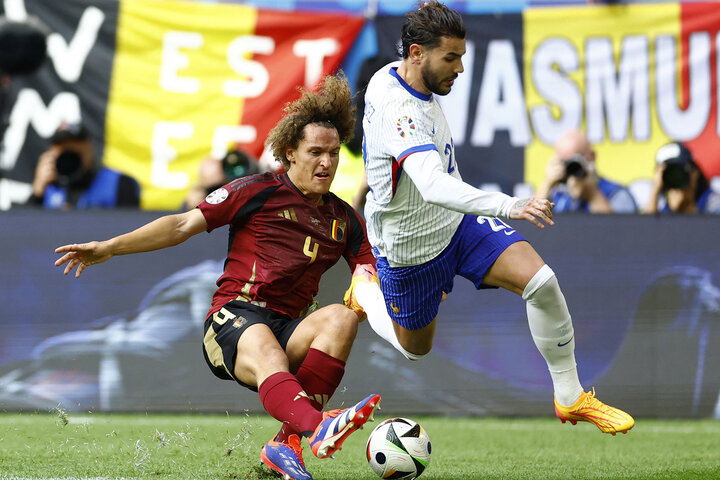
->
[536, 129, 637, 213]
[646, 142, 720, 214]
[28, 122, 140, 209]
[183, 148, 259, 209]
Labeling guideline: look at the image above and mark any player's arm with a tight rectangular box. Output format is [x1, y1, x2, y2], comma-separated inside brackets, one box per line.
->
[55, 208, 208, 278]
[402, 150, 554, 228]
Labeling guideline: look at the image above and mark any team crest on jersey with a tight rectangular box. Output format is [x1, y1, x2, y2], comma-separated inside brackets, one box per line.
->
[232, 316, 248, 328]
[205, 187, 229, 204]
[330, 219, 346, 241]
[396, 116, 415, 138]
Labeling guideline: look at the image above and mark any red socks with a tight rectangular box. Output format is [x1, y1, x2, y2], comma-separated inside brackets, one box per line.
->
[261, 349, 346, 440]
[259, 371, 322, 437]
[295, 348, 346, 409]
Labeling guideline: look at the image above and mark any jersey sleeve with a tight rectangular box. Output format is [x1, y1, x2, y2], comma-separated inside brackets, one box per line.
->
[403, 149, 518, 218]
[198, 175, 277, 232]
[340, 202, 376, 269]
[381, 95, 437, 166]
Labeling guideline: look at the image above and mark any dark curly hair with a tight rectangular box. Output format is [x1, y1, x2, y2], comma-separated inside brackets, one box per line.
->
[400, 1, 466, 59]
[265, 72, 355, 170]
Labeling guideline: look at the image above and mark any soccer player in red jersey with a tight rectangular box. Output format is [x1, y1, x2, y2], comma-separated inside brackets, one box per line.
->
[54, 73, 380, 480]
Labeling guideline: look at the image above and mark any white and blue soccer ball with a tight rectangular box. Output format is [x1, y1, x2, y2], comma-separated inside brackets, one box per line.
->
[365, 417, 431, 480]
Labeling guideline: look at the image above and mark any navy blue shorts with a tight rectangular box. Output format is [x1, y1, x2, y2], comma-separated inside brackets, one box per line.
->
[376, 215, 525, 330]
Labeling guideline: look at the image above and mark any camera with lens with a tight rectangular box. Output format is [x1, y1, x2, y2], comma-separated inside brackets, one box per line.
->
[661, 161, 692, 190]
[55, 150, 85, 187]
[222, 149, 258, 180]
[49, 123, 91, 187]
[655, 142, 694, 190]
[204, 149, 259, 195]
[562, 154, 588, 182]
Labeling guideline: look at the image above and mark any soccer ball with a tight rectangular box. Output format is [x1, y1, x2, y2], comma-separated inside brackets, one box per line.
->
[365, 417, 431, 479]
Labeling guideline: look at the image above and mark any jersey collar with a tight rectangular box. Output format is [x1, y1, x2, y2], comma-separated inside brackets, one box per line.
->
[389, 67, 432, 102]
[281, 172, 329, 205]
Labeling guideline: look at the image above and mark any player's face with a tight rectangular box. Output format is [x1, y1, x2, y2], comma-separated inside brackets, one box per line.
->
[421, 36, 465, 96]
[286, 123, 341, 204]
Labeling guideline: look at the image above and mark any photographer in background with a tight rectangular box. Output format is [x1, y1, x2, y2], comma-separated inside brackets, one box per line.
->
[183, 148, 259, 209]
[645, 142, 720, 215]
[27, 123, 140, 209]
[536, 129, 637, 214]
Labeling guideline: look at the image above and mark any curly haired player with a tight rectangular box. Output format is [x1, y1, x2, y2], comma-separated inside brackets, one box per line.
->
[55, 73, 380, 480]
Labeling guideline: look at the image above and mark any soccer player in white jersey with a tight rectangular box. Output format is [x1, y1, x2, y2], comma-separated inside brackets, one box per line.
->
[346, 1, 634, 435]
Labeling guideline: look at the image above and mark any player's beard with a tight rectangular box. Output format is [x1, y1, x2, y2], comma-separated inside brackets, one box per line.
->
[421, 62, 456, 96]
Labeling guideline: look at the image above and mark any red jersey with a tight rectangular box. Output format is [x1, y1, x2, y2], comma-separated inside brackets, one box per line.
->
[198, 172, 375, 319]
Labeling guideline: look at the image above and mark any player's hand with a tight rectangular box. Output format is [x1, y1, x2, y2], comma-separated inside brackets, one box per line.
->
[54, 241, 113, 278]
[508, 197, 555, 229]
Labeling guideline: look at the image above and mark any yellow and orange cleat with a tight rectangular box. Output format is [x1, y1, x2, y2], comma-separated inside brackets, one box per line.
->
[555, 388, 635, 435]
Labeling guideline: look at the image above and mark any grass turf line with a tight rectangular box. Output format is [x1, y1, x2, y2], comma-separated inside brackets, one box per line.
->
[0, 413, 718, 479]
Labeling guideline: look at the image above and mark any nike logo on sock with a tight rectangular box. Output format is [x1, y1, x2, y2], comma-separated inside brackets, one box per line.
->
[557, 336, 574, 347]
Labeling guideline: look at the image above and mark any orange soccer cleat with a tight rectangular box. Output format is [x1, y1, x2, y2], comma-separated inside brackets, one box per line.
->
[555, 388, 635, 435]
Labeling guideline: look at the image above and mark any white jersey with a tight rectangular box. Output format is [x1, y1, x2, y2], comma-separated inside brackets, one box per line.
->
[363, 62, 463, 266]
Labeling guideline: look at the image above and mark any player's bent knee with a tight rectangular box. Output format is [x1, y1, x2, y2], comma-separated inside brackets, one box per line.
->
[522, 264, 557, 301]
[323, 304, 359, 339]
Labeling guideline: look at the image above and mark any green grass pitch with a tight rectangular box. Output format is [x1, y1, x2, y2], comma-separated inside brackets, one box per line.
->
[0, 410, 718, 479]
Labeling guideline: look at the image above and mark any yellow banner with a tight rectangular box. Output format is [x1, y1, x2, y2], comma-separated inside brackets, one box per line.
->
[524, 4, 679, 189]
[105, 0, 257, 210]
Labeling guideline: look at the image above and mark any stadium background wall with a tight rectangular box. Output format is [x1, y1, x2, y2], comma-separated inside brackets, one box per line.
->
[1, 210, 718, 419]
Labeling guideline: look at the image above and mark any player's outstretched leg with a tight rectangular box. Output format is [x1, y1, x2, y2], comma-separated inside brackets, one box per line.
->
[554, 388, 635, 435]
[261, 433, 313, 480]
[307, 393, 381, 458]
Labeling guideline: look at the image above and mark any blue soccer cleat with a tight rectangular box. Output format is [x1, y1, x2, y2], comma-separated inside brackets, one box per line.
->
[260, 434, 313, 480]
[307, 393, 381, 459]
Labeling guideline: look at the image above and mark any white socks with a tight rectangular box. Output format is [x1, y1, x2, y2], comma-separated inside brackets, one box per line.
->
[523, 265, 584, 407]
[353, 280, 425, 361]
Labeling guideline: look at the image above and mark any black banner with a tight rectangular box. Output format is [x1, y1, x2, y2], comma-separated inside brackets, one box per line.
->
[0, 0, 118, 209]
